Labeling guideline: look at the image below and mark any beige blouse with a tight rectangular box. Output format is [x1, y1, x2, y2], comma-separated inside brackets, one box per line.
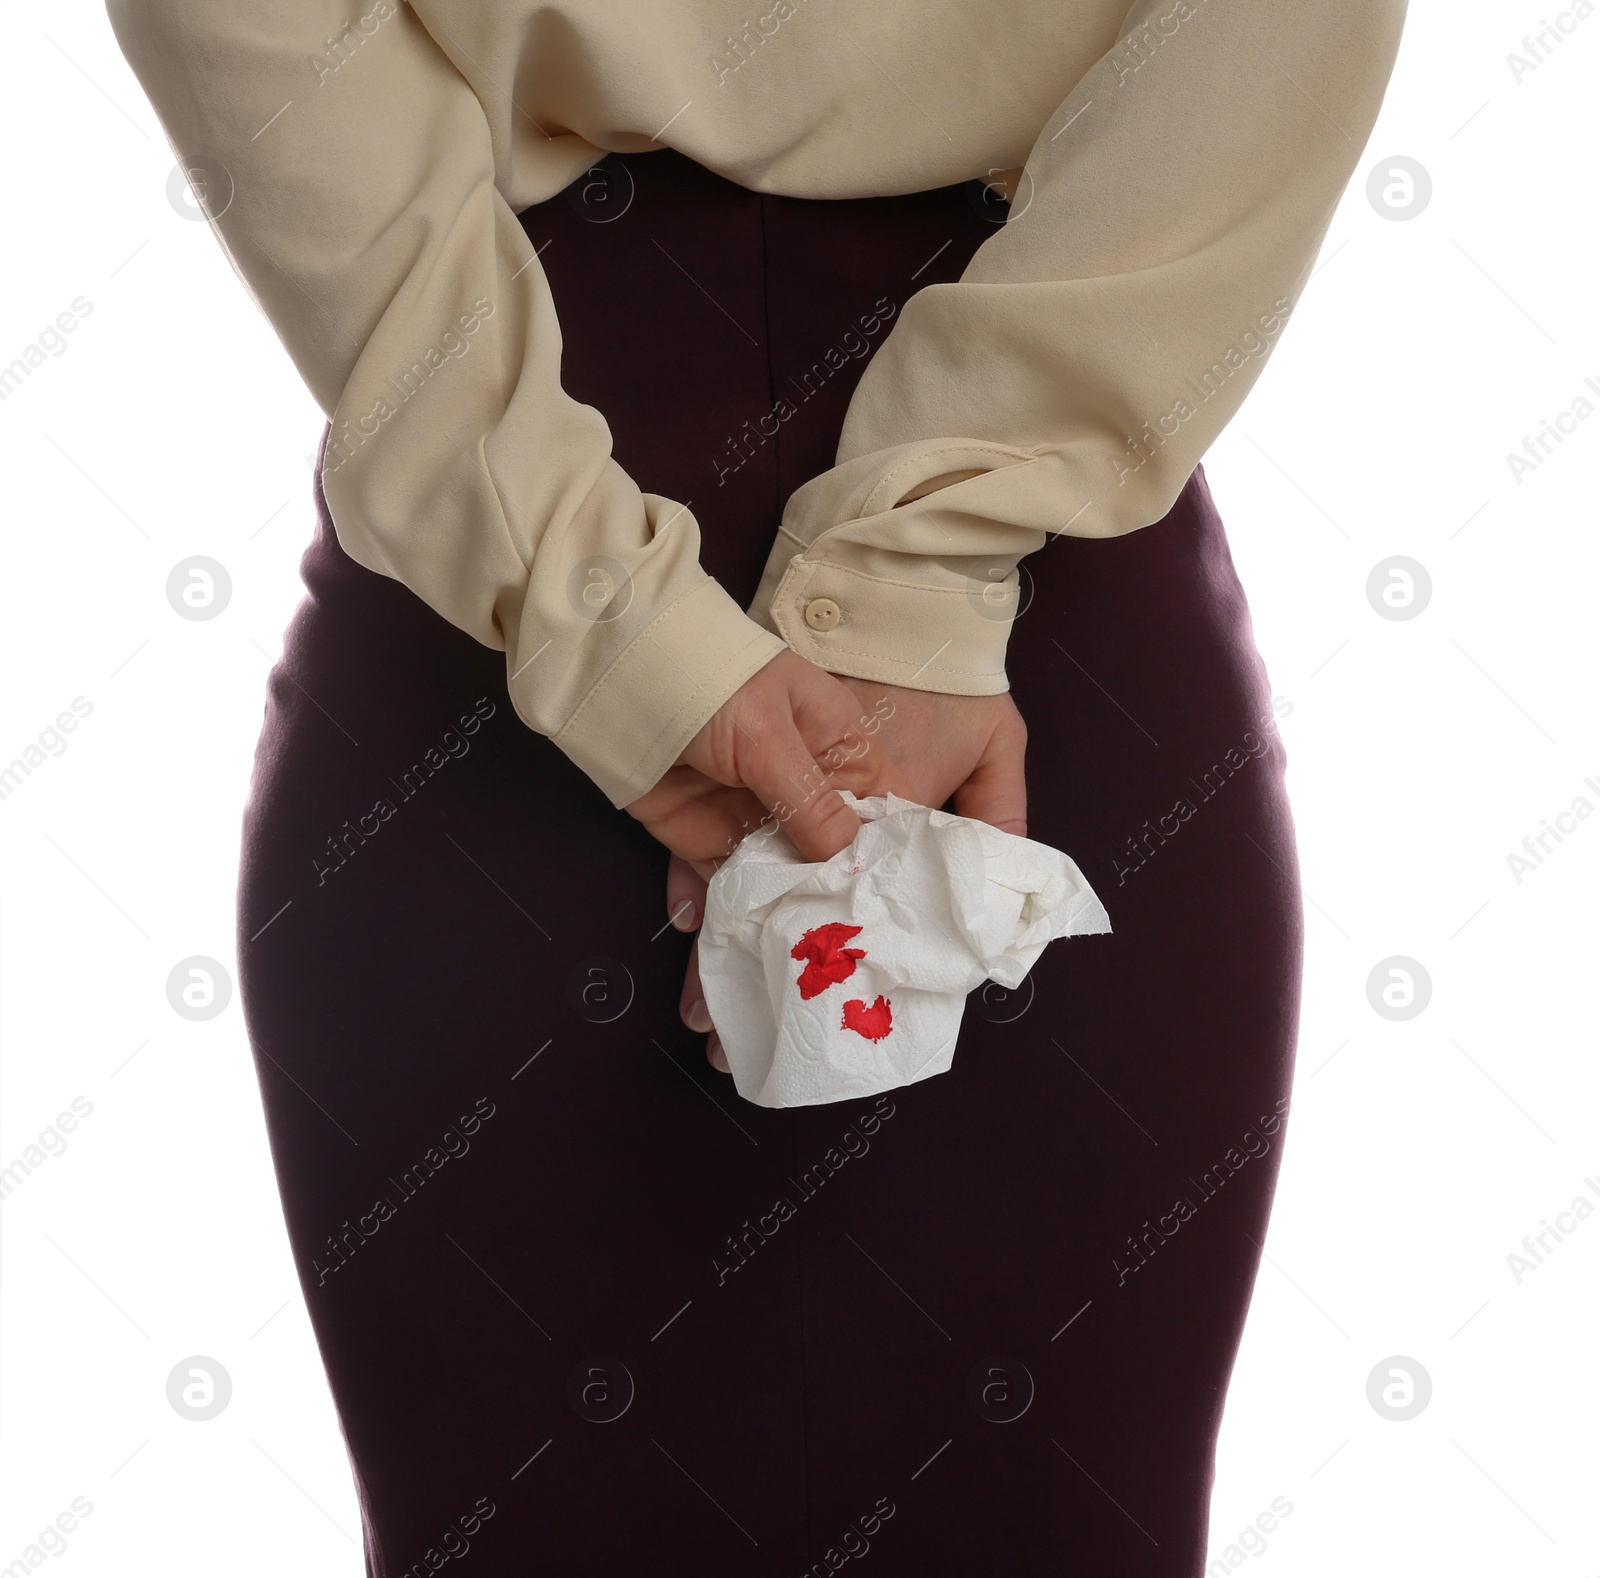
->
[107, 0, 1406, 805]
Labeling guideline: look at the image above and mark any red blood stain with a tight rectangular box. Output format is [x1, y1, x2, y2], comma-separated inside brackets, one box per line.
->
[841, 996, 894, 1042]
[791, 923, 866, 1000]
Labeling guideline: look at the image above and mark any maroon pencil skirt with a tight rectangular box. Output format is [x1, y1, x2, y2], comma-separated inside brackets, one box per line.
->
[237, 148, 1303, 1577]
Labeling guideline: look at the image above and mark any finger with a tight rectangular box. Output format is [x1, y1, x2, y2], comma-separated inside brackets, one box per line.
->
[841, 742, 920, 805]
[706, 1032, 729, 1074]
[952, 720, 1028, 836]
[743, 715, 863, 864]
[666, 854, 707, 932]
[679, 933, 712, 1033]
[815, 724, 921, 805]
[635, 772, 768, 866]
[793, 680, 921, 805]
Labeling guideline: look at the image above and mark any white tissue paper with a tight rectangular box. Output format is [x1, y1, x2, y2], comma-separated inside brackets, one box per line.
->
[698, 792, 1112, 1108]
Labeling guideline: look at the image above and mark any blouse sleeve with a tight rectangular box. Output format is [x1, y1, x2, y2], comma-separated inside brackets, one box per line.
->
[105, 0, 788, 808]
[747, 0, 1408, 695]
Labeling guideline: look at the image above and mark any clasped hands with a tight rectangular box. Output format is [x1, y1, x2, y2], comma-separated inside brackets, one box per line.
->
[626, 648, 1027, 1073]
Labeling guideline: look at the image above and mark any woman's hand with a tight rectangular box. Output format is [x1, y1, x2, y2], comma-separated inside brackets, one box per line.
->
[831, 676, 1028, 836]
[626, 647, 917, 869]
[660, 676, 1028, 1073]
[626, 649, 920, 1065]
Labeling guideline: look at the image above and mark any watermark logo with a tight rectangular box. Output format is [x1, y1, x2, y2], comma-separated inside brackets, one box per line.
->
[710, 0, 815, 84]
[0, 696, 93, 804]
[1113, 1097, 1292, 1286]
[1366, 1355, 1431, 1421]
[1114, 299, 1292, 484]
[566, 1358, 633, 1422]
[964, 165, 1036, 225]
[566, 556, 634, 623]
[1508, 8, 1596, 83]
[312, 0, 400, 85]
[166, 957, 233, 1021]
[313, 699, 495, 885]
[564, 157, 636, 222]
[167, 1356, 232, 1420]
[1506, 1178, 1600, 1282]
[3, 1499, 94, 1568]
[0, 296, 95, 405]
[966, 1357, 1034, 1422]
[714, 298, 898, 487]
[167, 157, 233, 222]
[394, 1496, 496, 1574]
[710, 1096, 896, 1288]
[311, 1096, 498, 1287]
[965, 558, 1035, 626]
[973, 974, 1034, 1024]
[0, 1096, 94, 1202]
[1110, 0, 1206, 85]
[1506, 374, 1600, 484]
[1366, 156, 1431, 221]
[1505, 775, 1600, 883]
[1366, 956, 1431, 1021]
[1111, 701, 1288, 885]
[1366, 556, 1431, 620]
[324, 298, 497, 476]
[803, 1497, 895, 1575]
[568, 956, 635, 1024]
[166, 557, 231, 621]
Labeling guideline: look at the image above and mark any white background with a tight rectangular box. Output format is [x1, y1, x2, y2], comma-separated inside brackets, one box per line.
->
[2, 1, 1596, 1573]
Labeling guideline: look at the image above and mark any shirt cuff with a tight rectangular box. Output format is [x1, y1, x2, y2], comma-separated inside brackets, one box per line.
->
[540, 575, 788, 808]
[748, 440, 1053, 695]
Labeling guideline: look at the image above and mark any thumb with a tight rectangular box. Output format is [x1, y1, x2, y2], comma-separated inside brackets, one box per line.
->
[744, 719, 863, 865]
[952, 723, 1028, 837]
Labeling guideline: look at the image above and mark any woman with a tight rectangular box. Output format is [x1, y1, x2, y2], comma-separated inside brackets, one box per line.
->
[110, 3, 1405, 1572]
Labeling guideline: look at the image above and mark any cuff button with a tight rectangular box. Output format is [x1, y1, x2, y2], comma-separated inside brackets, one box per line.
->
[803, 596, 842, 632]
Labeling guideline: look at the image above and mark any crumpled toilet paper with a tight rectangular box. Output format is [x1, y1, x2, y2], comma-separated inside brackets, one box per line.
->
[698, 791, 1111, 1108]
